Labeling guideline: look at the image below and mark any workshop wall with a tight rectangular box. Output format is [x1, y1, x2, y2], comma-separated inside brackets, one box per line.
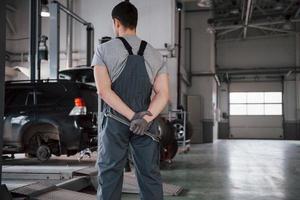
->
[73, 0, 175, 52]
[217, 35, 296, 68]
[185, 11, 218, 144]
[216, 33, 300, 139]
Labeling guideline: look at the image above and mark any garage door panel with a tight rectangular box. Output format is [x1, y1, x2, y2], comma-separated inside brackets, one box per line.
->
[230, 82, 282, 92]
[230, 116, 282, 128]
[230, 127, 283, 139]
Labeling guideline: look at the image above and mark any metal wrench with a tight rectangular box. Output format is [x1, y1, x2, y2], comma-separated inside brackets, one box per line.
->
[104, 112, 160, 142]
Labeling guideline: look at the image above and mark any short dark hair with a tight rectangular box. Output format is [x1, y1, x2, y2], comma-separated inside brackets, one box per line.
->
[111, 1, 138, 29]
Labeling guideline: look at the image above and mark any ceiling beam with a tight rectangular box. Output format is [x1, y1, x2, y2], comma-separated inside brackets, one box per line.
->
[284, 2, 294, 13]
[255, 4, 267, 15]
[217, 27, 242, 37]
[241, 0, 246, 21]
[295, 7, 300, 18]
[6, 4, 16, 12]
[243, 0, 253, 39]
[213, 18, 300, 30]
[249, 24, 295, 34]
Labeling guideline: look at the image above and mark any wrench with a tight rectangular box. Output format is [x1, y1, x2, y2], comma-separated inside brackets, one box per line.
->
[104, 112, 160, 142]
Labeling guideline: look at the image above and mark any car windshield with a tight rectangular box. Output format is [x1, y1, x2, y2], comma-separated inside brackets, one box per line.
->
[59, 68, 95, 84]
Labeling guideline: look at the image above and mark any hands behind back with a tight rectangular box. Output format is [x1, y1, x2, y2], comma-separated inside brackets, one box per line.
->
[130, 111, 153, 135]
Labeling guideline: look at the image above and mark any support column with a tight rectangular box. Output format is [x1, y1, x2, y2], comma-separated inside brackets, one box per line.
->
[29, 0, 37, 81]
[86, 24, 94, 67]
[0, 1, 12, 199]
[296, 33, 300, 135]
[177, 8, 182, 108]
[36, 0, 41, 80]
[0, 0, 6, 184]
[49, 2, 60, 79]
[66, 0, 73, 68]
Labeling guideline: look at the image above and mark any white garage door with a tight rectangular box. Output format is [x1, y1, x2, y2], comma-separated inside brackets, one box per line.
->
[229, 82, 283, 139]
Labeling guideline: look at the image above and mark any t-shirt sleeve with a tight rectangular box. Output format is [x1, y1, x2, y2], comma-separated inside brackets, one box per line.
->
[157, 59, 168, 75]
[91, 45, 106, 68]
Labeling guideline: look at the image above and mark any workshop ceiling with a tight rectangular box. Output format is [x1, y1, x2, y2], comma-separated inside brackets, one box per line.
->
[182, 0, 300, 39]
[211, 0, 299, 25]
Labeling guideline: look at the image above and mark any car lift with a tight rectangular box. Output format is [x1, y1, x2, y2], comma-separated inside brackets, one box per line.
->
[2, 165, 182, 199]
[49, 0, 94, 79]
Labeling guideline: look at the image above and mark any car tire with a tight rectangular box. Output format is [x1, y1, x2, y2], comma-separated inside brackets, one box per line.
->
[36, 145, 51, 162]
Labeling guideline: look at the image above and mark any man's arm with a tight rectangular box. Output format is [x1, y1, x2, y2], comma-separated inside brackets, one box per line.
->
[93, 65, 135, 120]
[143, 73, 169, 122]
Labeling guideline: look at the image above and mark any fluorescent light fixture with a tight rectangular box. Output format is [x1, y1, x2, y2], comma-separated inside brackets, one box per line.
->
[207, 26, 215, 34]
[41, 11, 50, 17]
[197, 0, 212, 8]
[41, 5, 50, 17]
[176, 2, 183, 11]
[274, 1, 283, 11]
[230, 8, 240, 15]
[282, 21, 294, 30]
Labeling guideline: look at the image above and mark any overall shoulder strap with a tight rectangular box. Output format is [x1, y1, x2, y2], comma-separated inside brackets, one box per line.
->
[137, 40, 147, 56]
[117, 37, 133, 55]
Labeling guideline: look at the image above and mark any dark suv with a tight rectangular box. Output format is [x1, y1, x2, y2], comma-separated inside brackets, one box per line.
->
[4, 68, 98, 161]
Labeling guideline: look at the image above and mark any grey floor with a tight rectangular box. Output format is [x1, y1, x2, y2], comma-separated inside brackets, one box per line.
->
[4, 140, 300, 200]
[124, 140, 300, 200]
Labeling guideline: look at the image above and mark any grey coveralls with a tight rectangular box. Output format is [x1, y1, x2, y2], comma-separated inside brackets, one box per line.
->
[97, 37, 163, 200]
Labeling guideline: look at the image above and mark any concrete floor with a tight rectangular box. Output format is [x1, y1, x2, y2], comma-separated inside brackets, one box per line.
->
[4, 140, 300, 200]
[125, 140, 300, 200]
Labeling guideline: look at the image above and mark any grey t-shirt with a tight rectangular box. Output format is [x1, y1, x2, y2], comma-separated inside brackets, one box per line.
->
[91, 35, 167, 84]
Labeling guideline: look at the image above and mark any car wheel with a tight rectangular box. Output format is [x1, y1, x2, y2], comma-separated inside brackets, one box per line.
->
[36, 145, 51, 161]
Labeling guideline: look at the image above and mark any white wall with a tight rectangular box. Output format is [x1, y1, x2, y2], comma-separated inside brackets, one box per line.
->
[217, 35, 296, 68]
[73, 0, 175, 53]
[284, 80, 297, 121]
[185, 11, 217, 117]
[186, 12, 215, 73]
[185, 11, 218, 143]
[6, 0, 30, 54]
[185, 11, 216, 119]
[189, 77, 214, 118]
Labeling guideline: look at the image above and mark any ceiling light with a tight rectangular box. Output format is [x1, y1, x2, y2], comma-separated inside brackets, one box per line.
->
[207, 26, 215, 34]
[197, 0, 212, 8]
[230, 8, 240, 15]
[274, 1, 283, 11]
[282, 21, 295, 30]
[282, 15, 294, 30]
[41, 5, 50, 17]
[176, 2, 183, 11]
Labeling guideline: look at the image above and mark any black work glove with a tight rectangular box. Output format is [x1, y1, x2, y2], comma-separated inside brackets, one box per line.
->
[130, 111, 152, 135]
[131, 111, 152, 121]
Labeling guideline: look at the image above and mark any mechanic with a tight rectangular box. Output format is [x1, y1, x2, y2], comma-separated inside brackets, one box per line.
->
[92, 1, 169, 200]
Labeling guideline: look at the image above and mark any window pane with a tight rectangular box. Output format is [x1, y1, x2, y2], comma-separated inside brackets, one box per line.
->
[247, 104, 264, 115]
[230, 93, 247, 103]
[265, 104, 282, 115]
[247, 92, 264, 103]
[265, 92, 282, 103]
[230, 104, 247, 115]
